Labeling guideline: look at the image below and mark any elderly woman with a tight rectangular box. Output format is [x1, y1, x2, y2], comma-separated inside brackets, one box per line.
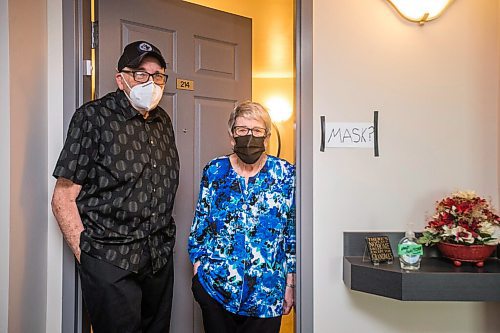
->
[188, 101, 296, 333]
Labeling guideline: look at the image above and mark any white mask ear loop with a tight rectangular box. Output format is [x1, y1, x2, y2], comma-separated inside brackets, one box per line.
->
[120, 73, 133, 95]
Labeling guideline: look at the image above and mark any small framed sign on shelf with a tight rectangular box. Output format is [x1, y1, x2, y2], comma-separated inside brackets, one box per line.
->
[364, 236, 394, 265]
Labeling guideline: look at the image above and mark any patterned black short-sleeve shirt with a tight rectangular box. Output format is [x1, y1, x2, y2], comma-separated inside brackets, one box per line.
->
[53, 89, 180, 273]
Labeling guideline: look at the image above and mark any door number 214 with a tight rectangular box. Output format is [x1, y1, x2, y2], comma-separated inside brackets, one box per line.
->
[176, 79, 195, 91]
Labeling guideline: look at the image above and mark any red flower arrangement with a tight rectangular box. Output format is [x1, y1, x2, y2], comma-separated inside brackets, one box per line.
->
[418, 191, 500, 246]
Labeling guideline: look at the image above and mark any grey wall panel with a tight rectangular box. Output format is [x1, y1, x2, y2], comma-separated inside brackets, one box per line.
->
[158, 92, 177, 130]
[194, 36, 236, 78]
[194, 97, 235, 185]
[296, 0, 314, 332]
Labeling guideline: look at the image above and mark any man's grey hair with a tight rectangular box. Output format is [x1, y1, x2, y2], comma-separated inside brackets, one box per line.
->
[227, 101, 272, 136]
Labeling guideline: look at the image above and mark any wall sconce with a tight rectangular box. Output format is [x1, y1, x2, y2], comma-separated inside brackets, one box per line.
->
[265, 97, 293, 158]
[386, 0, 454, 25]
[266, 97, 293, 123]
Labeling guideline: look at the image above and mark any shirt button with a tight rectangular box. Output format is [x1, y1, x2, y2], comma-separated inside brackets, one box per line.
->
[244, 190, 248, 195]
[242, 204, 248, 210]
[153, 188, 156, 192]
[150, 140, 154, 144]
[152, 212, 156, 217]
[153, 163, 157, 168]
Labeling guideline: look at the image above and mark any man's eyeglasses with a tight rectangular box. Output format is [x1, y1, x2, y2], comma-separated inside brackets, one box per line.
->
[121, 70, 168, 85]
[232, 126, 267, 138]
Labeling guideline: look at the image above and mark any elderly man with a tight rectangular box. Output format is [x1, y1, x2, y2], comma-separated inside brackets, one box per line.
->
[51, 41, 179, 333]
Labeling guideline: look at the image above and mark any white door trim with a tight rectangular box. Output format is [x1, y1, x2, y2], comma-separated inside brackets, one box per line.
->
[47, 0, 65, 332]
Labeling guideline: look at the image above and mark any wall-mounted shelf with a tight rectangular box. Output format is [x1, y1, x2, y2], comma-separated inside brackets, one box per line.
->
[343, 232, 500, 301]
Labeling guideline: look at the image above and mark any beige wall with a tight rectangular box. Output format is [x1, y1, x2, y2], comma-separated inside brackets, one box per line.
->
[313, 1, 500, 332]
[8, 0, 50, 332]
[0, 0, 10, 331]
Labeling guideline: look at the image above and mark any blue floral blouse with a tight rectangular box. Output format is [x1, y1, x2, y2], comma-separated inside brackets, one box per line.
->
[188, 155, 296, 318]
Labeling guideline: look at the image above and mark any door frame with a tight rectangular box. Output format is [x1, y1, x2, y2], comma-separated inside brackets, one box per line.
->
[57, 0, 314, 332]
[295, 1, 313, 332]
[61, 0, 88, 332]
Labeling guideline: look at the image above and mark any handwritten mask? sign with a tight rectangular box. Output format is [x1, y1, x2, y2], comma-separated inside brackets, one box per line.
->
[325, 122, 375, 148]
[319, 112, 379, 156]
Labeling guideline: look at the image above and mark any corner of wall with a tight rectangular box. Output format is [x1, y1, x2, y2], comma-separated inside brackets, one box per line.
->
[0, 0, 10, 331]
[46, 0, 65, 332]
[497, 0, 500, 208]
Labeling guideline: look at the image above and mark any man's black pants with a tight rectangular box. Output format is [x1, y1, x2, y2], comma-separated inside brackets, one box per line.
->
[191, 274, 282, 333]
[78, 250, 174, 333]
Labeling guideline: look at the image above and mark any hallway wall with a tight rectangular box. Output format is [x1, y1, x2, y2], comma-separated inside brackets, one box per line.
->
[7, 0, 50, 332]
[0, 0, 11, 331]
[313, 1, 500, 332]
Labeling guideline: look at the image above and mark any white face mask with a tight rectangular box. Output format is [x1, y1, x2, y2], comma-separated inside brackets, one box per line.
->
[121, 74, 164, 112]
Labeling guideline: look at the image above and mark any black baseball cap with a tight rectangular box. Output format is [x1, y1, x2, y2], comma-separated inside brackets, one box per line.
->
[117, 41, 166, 71]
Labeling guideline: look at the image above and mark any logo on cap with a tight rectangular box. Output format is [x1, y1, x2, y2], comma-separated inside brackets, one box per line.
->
[138, 42, 153, 52]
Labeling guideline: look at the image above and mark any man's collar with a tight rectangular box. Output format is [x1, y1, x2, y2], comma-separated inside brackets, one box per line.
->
[147, 108, 161, 121]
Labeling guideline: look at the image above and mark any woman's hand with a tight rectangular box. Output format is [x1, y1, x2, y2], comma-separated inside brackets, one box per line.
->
[283, 273, 296, 315]
[193, 261, 201, 276]
[283, 285, 295, 315]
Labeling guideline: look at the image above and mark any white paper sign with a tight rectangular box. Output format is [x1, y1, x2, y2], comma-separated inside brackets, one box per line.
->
[325, 122, 375, 148]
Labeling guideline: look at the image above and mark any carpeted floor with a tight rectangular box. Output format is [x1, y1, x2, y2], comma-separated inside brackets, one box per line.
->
[280, 308, 295, 333]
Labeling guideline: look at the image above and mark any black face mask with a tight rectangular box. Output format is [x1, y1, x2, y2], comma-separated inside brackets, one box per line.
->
[233, 135, 266, 165]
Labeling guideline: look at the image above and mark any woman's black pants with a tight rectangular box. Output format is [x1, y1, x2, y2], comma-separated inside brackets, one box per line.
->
[191, 274, 282, 333]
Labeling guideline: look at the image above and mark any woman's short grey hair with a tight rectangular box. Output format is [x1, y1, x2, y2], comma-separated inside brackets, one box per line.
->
[227, 101, 272, 136]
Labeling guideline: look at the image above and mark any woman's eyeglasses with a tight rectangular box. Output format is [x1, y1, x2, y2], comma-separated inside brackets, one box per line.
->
[232, 126, 267, 138]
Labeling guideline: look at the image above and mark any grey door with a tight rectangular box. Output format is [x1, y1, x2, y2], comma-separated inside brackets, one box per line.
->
[97, 0, 252, 331]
